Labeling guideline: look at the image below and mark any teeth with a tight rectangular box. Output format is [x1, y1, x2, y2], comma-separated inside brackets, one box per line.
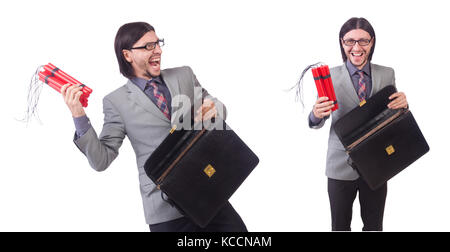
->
[352, 53, 363, 56]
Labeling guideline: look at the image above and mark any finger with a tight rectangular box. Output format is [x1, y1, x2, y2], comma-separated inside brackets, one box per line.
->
[72, 91, 83, 105]
[388, 94, 398, 100]
[61, 84, 71, 97]
[194, 107, 203, 122]
[67, 87, 82, 105]
[389, 96, 405, 105]
[393, 101, 408, 109]
[66, 87, 76, 104]
[64, 85, 75, 104]
[197, 99, 212, 113]
[194, 113, 202, 123]
[202, 108, 217, 121]
[321, 109, 332, 117]
[316, 103, 335, 112]
[388, 99, 406, 109]
[387, 100, 398, 108]
[201, 100, 214, 114]
[389, 92, 404, 100]
[316, 96, 329, 104]
[315, 101, 334, 109]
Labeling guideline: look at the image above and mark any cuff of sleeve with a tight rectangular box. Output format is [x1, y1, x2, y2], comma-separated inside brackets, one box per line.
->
[73, 115, 91, 138]
[309, 111, 323, 126]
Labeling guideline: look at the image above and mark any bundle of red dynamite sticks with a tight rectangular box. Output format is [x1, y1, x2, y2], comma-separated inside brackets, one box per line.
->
[22, 63, 93, 124]
[310, 64, 338, 111]
[38, 63, 92, 107]
[292, 62, 338, 112]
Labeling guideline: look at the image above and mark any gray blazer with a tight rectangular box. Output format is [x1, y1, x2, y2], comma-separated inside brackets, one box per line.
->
[309, 63, 396, 180]
[74, 66, 226, 225]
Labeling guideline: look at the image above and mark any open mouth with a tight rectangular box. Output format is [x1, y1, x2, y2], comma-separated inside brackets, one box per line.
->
[351, 52, 364, 57]
[149, 57, 161, 68]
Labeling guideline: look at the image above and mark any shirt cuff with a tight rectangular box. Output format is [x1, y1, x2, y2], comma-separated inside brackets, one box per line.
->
[309, 111, 323, 126]
[73, 115, 91, 138]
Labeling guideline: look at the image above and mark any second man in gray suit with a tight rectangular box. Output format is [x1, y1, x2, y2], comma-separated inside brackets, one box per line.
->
[309, 17, 408, 231]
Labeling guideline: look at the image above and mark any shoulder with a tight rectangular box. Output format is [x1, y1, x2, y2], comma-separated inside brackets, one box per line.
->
[330, 64, 347, 76]
[103, 82, 129, 104]
[161, 66, 194, 77]
[329, 64, 348, 85]
[371, 63, 394, 76]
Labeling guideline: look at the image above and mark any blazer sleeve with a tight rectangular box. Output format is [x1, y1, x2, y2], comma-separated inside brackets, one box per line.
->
[391, 68, 396, 87]
[73, 97, 126, 172]
[188, 66, 227, 120]
[308, 111, 329, 129]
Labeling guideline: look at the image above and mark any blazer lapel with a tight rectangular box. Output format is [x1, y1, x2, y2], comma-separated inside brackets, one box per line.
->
[369, 63, 381, 98]
[126, 80, 170, 122]
[338, 64, 360, 107]
[160, 69, 181, 123]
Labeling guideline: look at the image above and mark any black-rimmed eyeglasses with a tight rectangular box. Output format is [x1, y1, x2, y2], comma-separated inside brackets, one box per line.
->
[129, 39, 165, 51]
[342, 38, 372, 46]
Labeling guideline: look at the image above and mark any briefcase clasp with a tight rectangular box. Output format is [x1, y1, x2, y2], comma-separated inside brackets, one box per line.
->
[204, 164, 216, 178]
[385, 145, 395, 155]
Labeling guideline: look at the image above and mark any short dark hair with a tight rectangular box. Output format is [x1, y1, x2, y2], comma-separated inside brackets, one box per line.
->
[114, 22, 155, 79]
[339, 17, 376, 62]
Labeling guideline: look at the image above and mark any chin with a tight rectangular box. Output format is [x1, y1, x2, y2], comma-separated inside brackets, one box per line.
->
[147, 69, 161, 77]
[351, 59, 367, 68]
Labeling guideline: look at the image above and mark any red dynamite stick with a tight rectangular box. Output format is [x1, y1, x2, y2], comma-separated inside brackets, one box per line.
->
[311, 67, 326, 98]
[319, 66, 338, 111]
[43, 79, 62, 93]
[322, 65, 338, 111]
[317, 66, 332, 101]
[46, 63, 93, 94]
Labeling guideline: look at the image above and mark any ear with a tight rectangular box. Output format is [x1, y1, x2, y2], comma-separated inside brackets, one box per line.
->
[122, 49, 133, 63]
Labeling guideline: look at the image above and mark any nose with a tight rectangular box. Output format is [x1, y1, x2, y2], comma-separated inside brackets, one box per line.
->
[154, 43, 162, 54]
[352, 42, 362, 51]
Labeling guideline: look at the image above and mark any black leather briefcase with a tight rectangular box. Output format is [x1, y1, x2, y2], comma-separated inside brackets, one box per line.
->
[334, 85, 429, 190]
[144, 120, 259, 228]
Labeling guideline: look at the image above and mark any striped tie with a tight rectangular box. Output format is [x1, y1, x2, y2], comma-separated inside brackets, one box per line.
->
[357, 70, 367, 101]
[147, 81, 170, 120]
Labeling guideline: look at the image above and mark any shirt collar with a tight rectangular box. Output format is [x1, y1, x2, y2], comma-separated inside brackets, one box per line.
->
[131, 76, 163, 91]
[346, 59, 371, 77]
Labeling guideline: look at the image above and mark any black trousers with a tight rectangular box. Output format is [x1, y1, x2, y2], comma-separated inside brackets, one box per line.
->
[149, 201, 247, 232]
[328, 177, 387, 231]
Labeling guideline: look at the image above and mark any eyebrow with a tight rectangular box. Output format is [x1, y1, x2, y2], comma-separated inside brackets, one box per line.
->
[137, 39, 160, 46]
[343, 37, 371, 40]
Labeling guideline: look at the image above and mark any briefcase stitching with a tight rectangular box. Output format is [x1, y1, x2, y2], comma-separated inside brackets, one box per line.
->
[157, 128, 207, 186]
[346, 109, 407, 151]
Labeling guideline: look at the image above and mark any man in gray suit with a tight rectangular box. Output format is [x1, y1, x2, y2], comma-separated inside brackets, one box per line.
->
[309, 17, 408, 231]
[60, 22, 247, 232]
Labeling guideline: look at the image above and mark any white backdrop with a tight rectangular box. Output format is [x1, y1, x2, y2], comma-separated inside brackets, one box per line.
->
[0, 0, 448, 231]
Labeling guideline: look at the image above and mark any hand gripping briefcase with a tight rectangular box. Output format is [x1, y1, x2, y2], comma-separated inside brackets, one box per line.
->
[334, 85, 429, 190]
[144, 119, 259, 227]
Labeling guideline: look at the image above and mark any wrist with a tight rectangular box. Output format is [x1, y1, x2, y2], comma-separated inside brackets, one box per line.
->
[72, 108, 86, 118]
[313, 111, 321, 119]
